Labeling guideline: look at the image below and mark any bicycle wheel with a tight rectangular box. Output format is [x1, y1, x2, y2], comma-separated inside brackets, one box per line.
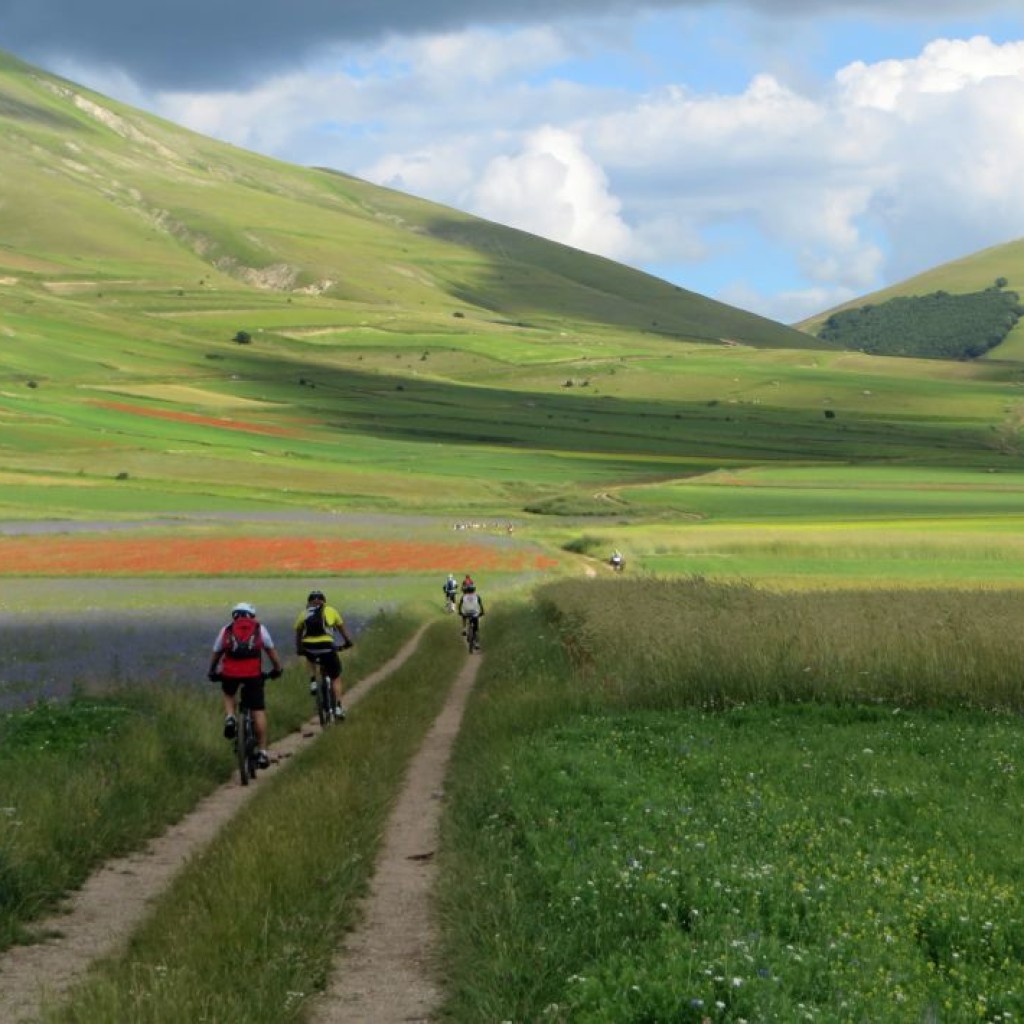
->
[245, 713, 260, 779]
[316, 674, 330, 727]
[236, 709, 250, 786]
[320, 676, 334, 729]
[466, 617, 478, 653]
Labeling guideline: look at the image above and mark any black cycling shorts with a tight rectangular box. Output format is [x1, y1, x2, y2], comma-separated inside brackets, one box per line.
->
[303, 647, 342, 679]
[220, 676, 266, 711]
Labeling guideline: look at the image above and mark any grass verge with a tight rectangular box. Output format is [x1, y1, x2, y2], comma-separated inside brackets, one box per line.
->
[42, 617, 463, 1023]
[437, 582, 1024, 1022]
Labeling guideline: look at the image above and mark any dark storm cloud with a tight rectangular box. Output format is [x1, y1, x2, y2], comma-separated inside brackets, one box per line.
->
[0, 0, 997, 90]
[1, 0, 661, 88]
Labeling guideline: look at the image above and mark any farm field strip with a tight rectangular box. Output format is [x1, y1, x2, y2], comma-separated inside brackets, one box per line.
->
[0, 534, 557, 576]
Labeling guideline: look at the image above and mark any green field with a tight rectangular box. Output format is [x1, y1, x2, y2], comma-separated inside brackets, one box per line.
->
[3, 47, 1024, 565]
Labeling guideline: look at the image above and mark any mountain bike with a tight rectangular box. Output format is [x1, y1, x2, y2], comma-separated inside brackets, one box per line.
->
[444, 592, 457, 614]
[310, 661, 337, 729]
[307, 646, 351, 728]
[464, 613, 481, 653]
[235, 679, 263, 786]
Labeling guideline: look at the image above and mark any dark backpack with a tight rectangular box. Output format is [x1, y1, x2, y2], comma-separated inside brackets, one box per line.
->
[224, 616, 263, 659]
[301, 604, 327, 638]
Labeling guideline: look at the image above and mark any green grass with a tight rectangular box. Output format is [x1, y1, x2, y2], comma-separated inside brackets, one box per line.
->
[437, 584, 1024, 1022]
[0, 688, 232, 951]
[5, 49, 1024, 528]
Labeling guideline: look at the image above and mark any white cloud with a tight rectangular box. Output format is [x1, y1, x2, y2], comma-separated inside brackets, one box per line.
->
[572, 35, 1024, 305]
[837, 36, 1024, 111]
[468, 127, 635, 259]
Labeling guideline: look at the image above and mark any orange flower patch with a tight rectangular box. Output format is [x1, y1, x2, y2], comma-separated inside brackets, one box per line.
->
[90, 400, 299, 438]
[0, 535, 558, 576]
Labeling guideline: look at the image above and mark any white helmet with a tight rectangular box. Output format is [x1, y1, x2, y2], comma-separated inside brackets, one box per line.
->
[231, 602, 257, 618]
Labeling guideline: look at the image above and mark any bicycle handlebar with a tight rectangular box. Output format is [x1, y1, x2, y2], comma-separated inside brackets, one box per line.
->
[208, 669, 282, 683]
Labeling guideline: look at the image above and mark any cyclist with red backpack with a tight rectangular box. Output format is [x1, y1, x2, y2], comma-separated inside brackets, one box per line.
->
[208, 602, 284, 769]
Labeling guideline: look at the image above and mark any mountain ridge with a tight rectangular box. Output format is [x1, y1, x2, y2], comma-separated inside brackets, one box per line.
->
[0, 47, 821, 351]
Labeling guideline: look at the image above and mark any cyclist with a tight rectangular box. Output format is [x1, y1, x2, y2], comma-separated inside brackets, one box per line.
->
[610, 550, 624, 572]
[457, 578, 485, 649]
[295, 589, 353, 720]
[443, 573, 458, 612]
[208, 602, 283, 769]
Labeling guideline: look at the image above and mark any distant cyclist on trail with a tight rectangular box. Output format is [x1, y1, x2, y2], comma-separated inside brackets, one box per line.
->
[457, 577, 485, 648]
[443, 573, 458, 612]
[208, 602, 283, 770]
[295, 589, 354, 721]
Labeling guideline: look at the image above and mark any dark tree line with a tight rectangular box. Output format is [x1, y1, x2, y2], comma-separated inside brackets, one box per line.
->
[817, 283, 1024, 360]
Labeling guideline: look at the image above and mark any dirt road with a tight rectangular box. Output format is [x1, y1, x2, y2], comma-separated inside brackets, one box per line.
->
[309, 652, 481, 1023]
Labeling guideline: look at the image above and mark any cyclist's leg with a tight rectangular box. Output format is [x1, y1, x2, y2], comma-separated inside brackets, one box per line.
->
[326, 651, 344, 715]
[221, 679, 240, 737]
[242, 677, 269, 753]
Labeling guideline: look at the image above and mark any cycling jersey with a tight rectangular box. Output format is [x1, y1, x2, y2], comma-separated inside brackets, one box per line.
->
[295, 605, 345, 650]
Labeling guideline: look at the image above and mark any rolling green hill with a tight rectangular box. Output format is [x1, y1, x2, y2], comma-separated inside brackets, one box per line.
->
[2, 48, 1024, 528]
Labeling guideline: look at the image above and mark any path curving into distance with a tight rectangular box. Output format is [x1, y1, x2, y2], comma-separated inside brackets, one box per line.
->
[309, 651, 482, 1024]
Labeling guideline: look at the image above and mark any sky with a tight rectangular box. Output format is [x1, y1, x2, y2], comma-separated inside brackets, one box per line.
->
[4, 0, 1024, 323]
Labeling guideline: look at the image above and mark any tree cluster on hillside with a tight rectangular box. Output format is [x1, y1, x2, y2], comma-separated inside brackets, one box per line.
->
[816, 283, 1024, 360]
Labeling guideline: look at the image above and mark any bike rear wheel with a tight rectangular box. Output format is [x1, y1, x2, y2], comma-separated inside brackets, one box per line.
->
[236, 710, 250, 786]
[245, 712, 260, 779]
[319, 676, 333, 729]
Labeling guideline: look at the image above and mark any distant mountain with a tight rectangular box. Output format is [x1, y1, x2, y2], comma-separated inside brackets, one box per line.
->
[0, 48, 817, 352]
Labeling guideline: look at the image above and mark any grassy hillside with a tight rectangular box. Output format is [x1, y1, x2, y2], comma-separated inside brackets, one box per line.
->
[0, 49, 811, 348]
[2, 49, 1024, 531]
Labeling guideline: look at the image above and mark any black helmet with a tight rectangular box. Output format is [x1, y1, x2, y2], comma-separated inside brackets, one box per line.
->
[307, 589, 326, 603]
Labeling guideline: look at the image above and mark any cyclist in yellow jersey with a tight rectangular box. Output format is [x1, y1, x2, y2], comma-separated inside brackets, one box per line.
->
[295, 589, 353, 720]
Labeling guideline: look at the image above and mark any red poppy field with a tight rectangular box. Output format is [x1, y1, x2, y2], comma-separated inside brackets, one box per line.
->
[0, 535, 558, 576]
[90, 401, 301, 438]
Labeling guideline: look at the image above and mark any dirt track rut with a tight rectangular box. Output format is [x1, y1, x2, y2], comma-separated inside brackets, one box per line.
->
[309, 651, 481, 1023]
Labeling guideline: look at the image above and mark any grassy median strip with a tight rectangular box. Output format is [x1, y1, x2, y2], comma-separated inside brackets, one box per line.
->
[0, 608, 418, 954]
[437, 582, 1024, 1022]
[44, 617, 463, 1024]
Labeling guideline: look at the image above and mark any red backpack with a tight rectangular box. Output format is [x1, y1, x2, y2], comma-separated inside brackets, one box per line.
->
[221, 617, 264, 677]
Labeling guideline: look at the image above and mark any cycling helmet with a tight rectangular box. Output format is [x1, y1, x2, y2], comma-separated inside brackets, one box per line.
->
[232, 602, 257, 618]
[307, 589, 326, 603]
[463, 582, 476, 593]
